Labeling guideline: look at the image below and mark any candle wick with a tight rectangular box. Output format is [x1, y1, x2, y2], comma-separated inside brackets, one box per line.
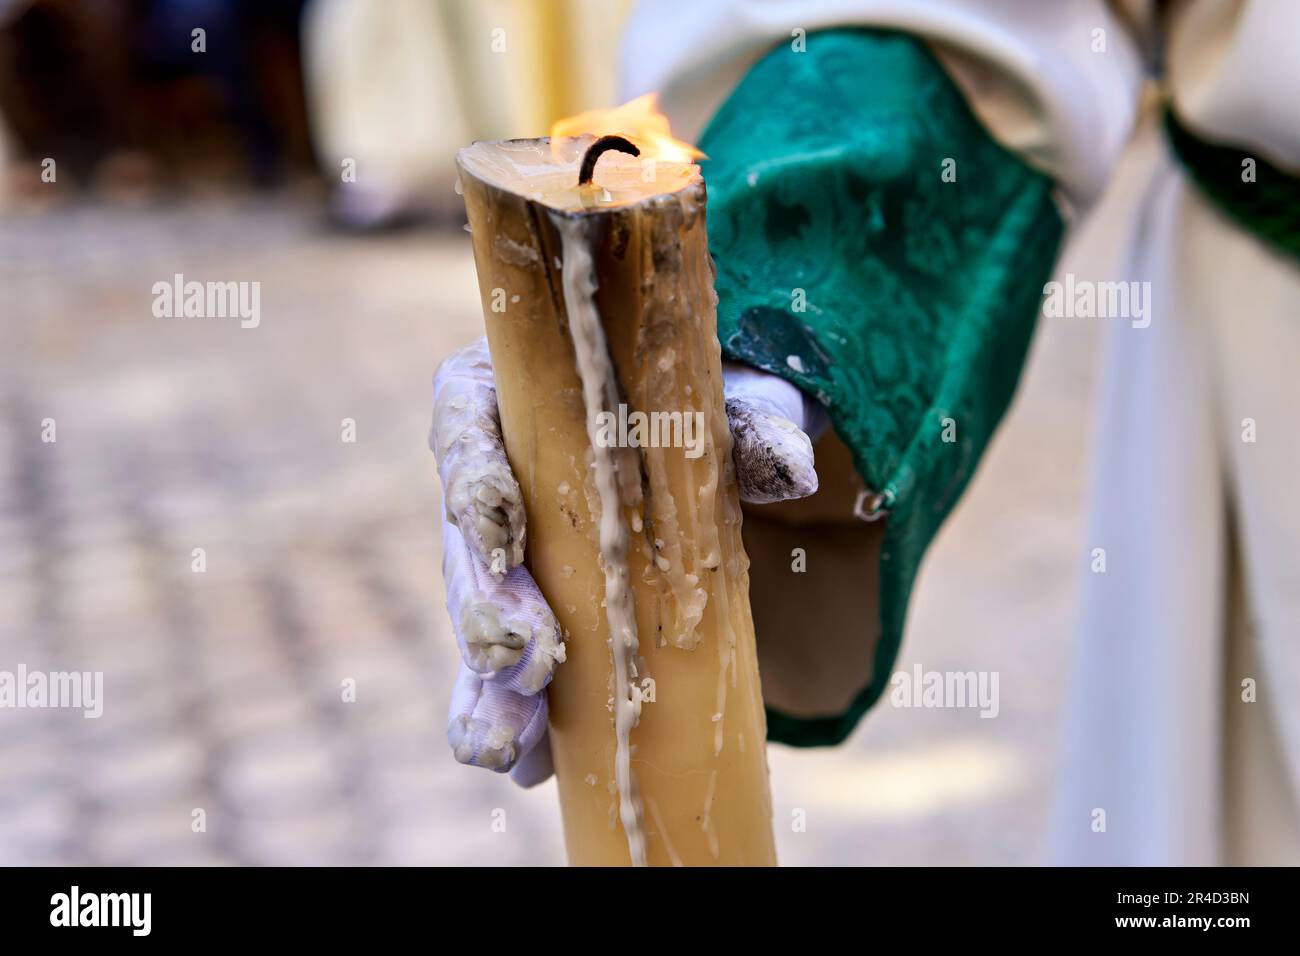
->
[577, 135, 640, 186]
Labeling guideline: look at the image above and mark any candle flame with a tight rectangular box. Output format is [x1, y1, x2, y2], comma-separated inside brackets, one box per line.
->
[550, 93, 704, 164]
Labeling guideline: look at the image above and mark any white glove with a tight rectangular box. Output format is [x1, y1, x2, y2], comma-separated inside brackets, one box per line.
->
[430, 337, 825, 786]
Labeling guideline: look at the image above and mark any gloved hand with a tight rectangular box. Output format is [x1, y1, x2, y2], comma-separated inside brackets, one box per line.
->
[430, 337, 826, 786]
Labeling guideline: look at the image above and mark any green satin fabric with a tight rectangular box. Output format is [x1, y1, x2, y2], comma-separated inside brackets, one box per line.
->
[1164, 106, 1300, 263]
[699, 28, 1065, 746]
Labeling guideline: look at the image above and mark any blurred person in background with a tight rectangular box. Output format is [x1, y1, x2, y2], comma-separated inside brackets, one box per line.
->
[0, 0, 314, 205]
[300, 0, 630, 229]
[428, 0, 1300, 866]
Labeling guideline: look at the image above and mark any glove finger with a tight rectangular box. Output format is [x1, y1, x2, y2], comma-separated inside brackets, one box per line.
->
[430, 338, 527, 569]
[442, 516, 565, 695]
[509, 728, 555, 788]
[722, 363, 822, 504]
[447, 663, 549, 774]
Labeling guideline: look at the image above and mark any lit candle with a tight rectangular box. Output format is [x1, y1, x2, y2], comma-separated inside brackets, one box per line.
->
[457, 102, 776, 866]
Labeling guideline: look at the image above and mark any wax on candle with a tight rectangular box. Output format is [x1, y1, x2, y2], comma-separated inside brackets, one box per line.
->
[457, 135, 698, 212]
[456, 132, 776, 867]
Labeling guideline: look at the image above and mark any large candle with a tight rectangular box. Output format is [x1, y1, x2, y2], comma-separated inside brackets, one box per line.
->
[457, 128, 776, 866]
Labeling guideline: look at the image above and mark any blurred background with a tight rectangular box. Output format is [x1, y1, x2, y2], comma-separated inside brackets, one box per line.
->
[0, 0, 1104, 865]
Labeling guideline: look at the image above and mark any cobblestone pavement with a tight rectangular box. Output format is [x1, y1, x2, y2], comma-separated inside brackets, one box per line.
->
[0, 197, 1101, 865]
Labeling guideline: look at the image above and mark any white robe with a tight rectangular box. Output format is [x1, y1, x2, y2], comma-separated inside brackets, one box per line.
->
[627, 0, 1300, 864]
